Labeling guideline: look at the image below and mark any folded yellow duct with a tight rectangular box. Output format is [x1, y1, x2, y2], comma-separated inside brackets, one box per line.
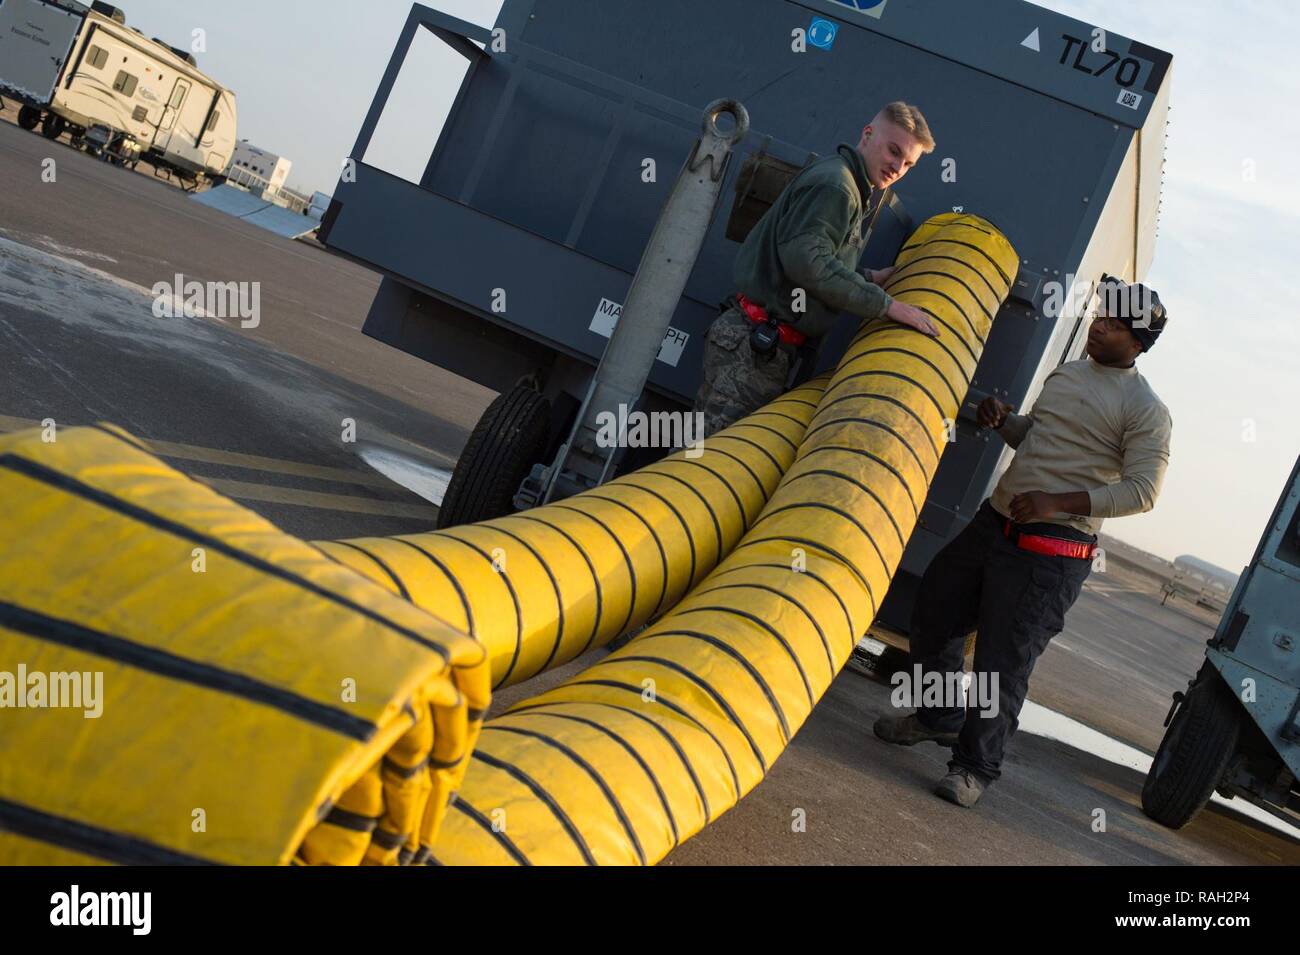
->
[0, 424, 489, 865]
[428, 213, 1018, 864]
[0, 374, 821, 865]
[316, 381, 827, 690]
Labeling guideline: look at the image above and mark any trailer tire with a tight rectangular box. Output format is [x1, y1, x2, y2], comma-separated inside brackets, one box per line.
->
[18, 106, 42, 131]
[40, 113, 65, 140]
[1141, 663, 1242, 829]
[436, 385, 551, 530]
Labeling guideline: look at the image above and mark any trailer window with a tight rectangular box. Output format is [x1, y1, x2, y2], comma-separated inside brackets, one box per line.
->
[113, 71, 139, 97]
[87, 46, 109, 70]
[206, 111, 221, 132]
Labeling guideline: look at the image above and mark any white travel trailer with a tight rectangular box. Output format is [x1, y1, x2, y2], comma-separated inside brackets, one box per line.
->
[0, 0, 86, 111]
[0, 0, 238, 185]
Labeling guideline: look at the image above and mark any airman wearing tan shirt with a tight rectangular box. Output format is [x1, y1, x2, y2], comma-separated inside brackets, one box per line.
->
[876, 276, 1172, 807]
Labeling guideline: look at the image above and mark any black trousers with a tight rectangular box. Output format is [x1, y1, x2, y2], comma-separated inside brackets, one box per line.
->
[910, 500, 1093, 784]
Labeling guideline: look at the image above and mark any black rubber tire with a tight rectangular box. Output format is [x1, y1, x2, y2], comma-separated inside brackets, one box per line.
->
[18, 105, 42, 131]
[436, 385, 550, 529]
[40, 113, 65, 140]
[1141, 664, 1242, 829]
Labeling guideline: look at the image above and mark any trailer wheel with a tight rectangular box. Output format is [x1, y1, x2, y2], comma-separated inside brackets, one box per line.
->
[1141, 663, 1242, 829]
[436, 385, 551, 529]
[40, 113, 66, 140]
[18, 106, 41, 131]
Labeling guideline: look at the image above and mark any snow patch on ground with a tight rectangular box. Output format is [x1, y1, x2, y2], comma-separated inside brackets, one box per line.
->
[1021, 700, 1298, 840]
[20, 233, 120, 265]
[0, 231, 216, 321]
[356, 442, 451, 506]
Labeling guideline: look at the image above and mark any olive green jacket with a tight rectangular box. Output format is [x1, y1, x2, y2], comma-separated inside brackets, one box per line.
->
[732, 144, 893, 339]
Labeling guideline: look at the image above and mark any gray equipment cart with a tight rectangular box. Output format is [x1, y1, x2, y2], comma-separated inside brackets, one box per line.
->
[320, 0, 1171, 646]
[1142, 456, 1300, 830]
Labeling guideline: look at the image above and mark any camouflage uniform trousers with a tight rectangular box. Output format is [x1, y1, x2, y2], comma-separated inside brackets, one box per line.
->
[693, 305, 793, 438]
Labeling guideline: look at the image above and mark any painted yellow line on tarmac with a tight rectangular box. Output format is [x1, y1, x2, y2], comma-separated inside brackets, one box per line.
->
[0, 414, 393, 487]
[0, 413, 439, 518]
[200, 477, 437, 520]
[148, 438, 397, 487]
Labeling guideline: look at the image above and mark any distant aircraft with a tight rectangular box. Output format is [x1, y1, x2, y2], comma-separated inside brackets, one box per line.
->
[1162, 555, 1238, 612]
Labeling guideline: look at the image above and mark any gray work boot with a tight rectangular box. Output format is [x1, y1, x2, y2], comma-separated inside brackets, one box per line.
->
[934, 768, 985, 807]
[873, 712, 960, 747]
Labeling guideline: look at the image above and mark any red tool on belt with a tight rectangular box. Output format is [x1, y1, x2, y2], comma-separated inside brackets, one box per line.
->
[1003, 520, 1098, 560]
[735, 293, 807, 347]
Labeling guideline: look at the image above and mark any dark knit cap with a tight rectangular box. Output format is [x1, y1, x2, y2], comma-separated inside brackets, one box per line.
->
[1098, 275, 1168, 352]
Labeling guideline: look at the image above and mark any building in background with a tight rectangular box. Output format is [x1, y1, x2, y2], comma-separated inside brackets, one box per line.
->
[227, 140, 292, 196]
[307, 191, 332, 221]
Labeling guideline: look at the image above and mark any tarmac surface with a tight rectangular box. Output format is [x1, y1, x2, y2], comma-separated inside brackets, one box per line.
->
[0, 101, 489, 544]
[2, 108, 1296, 865]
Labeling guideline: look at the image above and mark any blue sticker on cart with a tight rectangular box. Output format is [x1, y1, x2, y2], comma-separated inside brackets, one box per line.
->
[830, 0, 889, 19]
[809, 17, 838, 49]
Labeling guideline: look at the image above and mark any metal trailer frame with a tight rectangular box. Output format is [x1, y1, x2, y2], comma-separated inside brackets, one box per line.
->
[320, 0, 1172, 639]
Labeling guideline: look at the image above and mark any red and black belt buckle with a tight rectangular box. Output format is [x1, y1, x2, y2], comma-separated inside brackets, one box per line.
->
[736, 293, 807, 347]
[1003, 521, 1097, 560]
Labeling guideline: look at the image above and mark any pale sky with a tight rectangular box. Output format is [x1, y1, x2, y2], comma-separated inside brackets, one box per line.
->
[107, 0, 1299, 571]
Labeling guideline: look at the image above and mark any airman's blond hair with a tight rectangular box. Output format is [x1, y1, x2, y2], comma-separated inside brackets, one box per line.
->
[878, 101, 935, 153]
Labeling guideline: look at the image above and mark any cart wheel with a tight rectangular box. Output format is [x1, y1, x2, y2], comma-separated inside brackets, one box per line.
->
[40, 113, 65, 140]
[1141, 663, 1242, 829]
[18, 106, 41, 131]
[436, 385, 551, 529]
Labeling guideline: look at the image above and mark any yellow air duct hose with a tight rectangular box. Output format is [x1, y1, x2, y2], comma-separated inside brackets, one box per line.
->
[0, 424, 489, 865]
[0, 212, 1012, 866]
[426, 213, 1019, 864]
[315, 380, 827, 690]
